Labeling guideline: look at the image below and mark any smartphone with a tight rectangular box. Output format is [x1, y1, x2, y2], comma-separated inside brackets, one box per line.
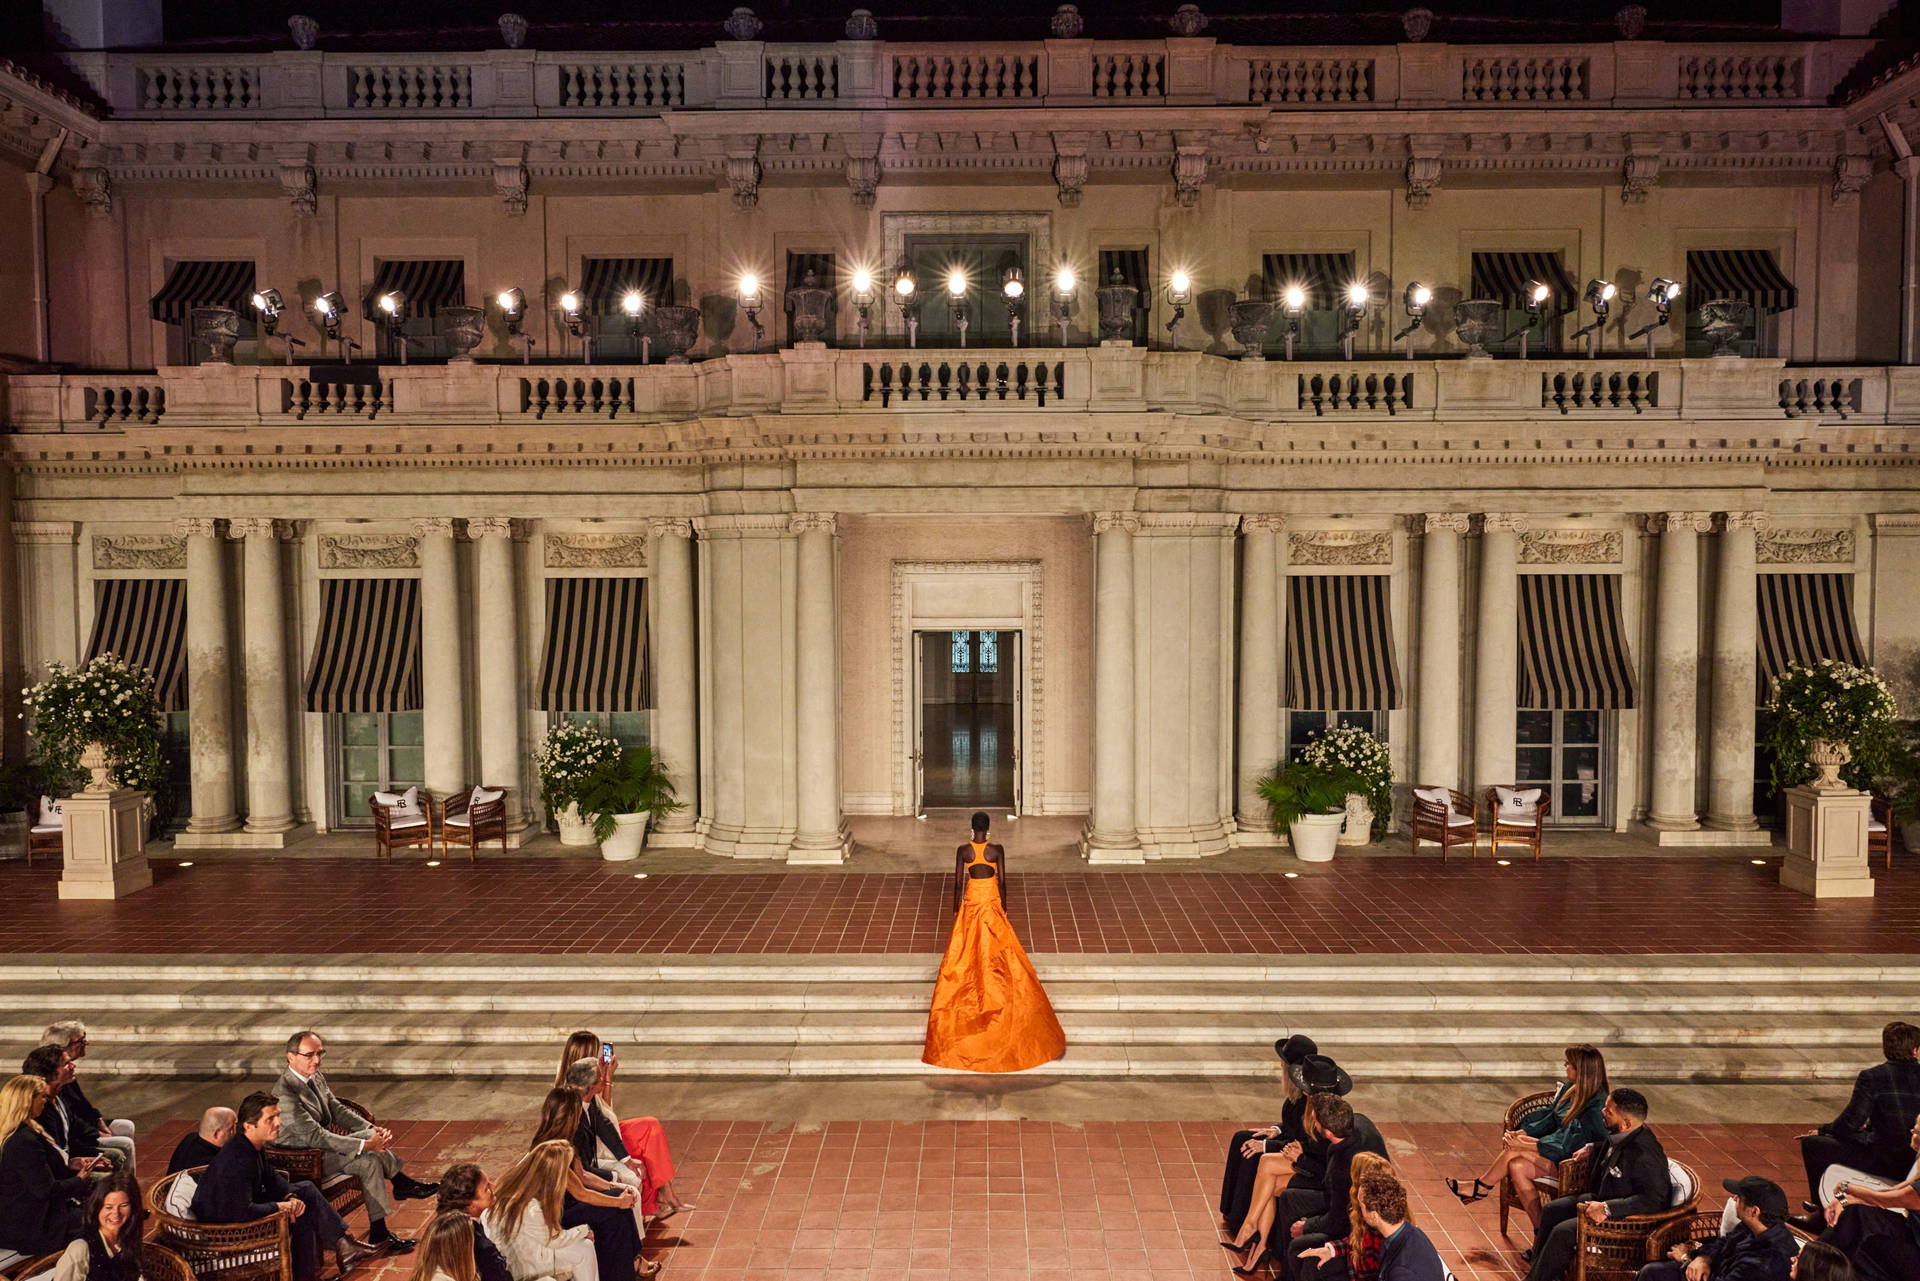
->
[601, 1043, 614, 1063]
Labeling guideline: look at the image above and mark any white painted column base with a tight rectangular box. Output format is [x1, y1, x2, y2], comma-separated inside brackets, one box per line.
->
[1229, 825, 1283, 848]
[174, 823, 313, 851]
[1779, 786, 1875, 898]
[59, 788, 151, 900]
[788, 821, 853, 865]
[1079, 830, 1148, 865]
[1631, 821, 1773, 848]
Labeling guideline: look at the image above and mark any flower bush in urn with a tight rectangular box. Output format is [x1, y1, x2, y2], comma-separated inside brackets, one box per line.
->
[1764, 658, 1897, 794]
[535, 720, 618, 845]
[22, 655, 167, 801]
[1295, 725, 1394, 842]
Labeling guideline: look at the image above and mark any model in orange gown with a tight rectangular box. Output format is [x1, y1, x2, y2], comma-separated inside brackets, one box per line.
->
[922, 817, 1067, 1073]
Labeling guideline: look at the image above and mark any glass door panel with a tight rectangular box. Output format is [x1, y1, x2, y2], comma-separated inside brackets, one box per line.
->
[1514, 709, 1611, 827]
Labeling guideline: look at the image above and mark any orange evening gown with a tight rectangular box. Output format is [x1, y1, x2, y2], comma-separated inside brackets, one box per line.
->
[922, 841, 1067, 1073]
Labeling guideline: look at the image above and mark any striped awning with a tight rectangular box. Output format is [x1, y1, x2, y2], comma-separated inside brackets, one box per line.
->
[580, 257, 675, 313]
[1687, 249, 1798, 314]
[1286, 575, 1401, 711]
[1518, 575, 1636, 709]
[85, 578, 187, 712]
[1469, 251, 1578, 313]
[1758, 573, 1864, 698]
[303, 578, 422, 713]
[787, 252, 837, 294]
[361, 259, 466, 321]
[539, 578, 651, 711]
[1099, 249, 1149, 300]
[1263, 252, 1357, 310]
[149, 260, 256, 325]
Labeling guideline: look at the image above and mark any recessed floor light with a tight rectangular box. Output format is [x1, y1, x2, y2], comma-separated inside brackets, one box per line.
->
[1496, 859, 1511, 866]
[425, 860, 441, 867]
[633, 872, 649, 879]
[1284, 871, 1299, 879]
[177, 861, 193, 868]
[1751, 858, 1767, 865]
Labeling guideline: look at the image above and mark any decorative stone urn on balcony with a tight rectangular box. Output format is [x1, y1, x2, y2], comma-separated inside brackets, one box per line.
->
[190, 307, 241, 364]
[440, 305, 487, 363]
[1699, 297, 1752, 358]
[1229, 298, 1276, 359]
[785, 270, 834, 345]
[1095, 267, 1140, 343]
[1452, 299, 1502, 357]
[653, 305, 703, 363]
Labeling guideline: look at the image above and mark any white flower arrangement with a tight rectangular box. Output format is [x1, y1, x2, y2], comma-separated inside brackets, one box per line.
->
[21, 654, 168, 796]
[1764, 658, 1898, 793]
[534, 721, 619, 812]
[1296, 725, 1394, 836]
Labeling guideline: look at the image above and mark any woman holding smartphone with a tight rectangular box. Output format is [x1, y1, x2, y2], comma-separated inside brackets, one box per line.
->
[555, 1033, 691, 1222]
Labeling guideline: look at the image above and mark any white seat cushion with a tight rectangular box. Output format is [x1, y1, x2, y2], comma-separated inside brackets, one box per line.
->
[0, 1249, 28, 1271]
[1668, 1159, 1694, 1208]
[37, 795, 62, 828]
[166, 1173, 198, 1219]
[30, 823, 62, 834]
[372, 786, 426, 823]
[1869, 817, 1888, 833]
[445, 814, 473, 828]
[386, 815, 428, 831]
[1445, 812, 1474, 827]
[1495, 814, 1541, 827]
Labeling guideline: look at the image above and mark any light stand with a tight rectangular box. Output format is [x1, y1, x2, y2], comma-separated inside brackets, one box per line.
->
[851, 270, 875, 348]
[737, 275, 764, 353]
[498, 288, 535, 365]
[1002, 267, 1025, 347]
[892, 267, 919, 349]
[1340, 282, 1370, 362]
[1053, 267, 1077, 347]
[1571, 279, 1615, 359]
[1165, 271, 1192, 346]
[376, 291, 410, 366]
[1393, 282, 1429, 360]
[1504, 282, 1551, 359]
[314, 292, 357, 364]
[253, 290, 305, 365]
[1627, 278, 1681, 359]
[946, 271, 969, 348]
[1281, 287, 1305, 362]
[559, 292, 593, 365]
[622, 291, 652, 364]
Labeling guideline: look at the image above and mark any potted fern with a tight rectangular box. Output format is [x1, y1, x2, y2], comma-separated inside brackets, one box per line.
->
[576, 745, 684, 862]
[1256, 760, 1363, 863]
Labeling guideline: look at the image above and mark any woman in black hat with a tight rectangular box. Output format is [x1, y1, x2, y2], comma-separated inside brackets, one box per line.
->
[1222, 1054, 1354, 1261]
[1220, 1035, 1319, 1234]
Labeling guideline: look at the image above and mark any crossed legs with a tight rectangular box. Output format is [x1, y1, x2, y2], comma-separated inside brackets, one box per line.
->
[1227, 1153, 1296, 1252]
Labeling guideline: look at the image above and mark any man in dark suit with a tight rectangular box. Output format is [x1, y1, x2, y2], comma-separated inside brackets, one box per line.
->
[1800, 1022, 1920, 1206]
[1220, 1035, 1323, 1234]
[437, 1164, 511, 1281]
[167, 1107, 237, 1175]
[1280, 1092, 1390, 1281]
[1525, 1088, 1673, 1281]
[192, 1091, 377, 1281]
[20, 1046, 110, 1170]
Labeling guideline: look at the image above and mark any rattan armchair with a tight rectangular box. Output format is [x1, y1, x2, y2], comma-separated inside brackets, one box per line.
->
[439, 786, 507, 861]
[1497, 1092, 1592, 1236]
[1870, 794, 1893, 869]
[266, 1097, 373, 1221]
[146, 1167, 294, 1281]
[1572, 1160, 1700, 1281]
[3, 1253, 60, 1281]
[370, 796, 432, 860]
[1410, 787, 1479, 860]
[1644, 1212, 1724, 1267]
[1487, 788, 1552, 861]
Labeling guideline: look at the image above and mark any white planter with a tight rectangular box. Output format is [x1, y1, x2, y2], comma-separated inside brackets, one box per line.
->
[1337, 792, 1374, 847]
[555, 800, 597, 847]
[1901, 819, 1920, 857]
[598, 810, 651, 862]
[1288, 811, 1345, 863]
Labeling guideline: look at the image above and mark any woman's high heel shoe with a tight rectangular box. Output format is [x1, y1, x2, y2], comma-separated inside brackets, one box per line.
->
[1219, 1234, 1257, 1260]
[1230, 1252, 1270, 1278]
[1446, 1176, 1493, 1204]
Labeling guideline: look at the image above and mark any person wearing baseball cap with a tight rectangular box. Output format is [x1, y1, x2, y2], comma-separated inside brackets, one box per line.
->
[1218, 1036, 1333, 1238]
[1634, 1175, 1793, 1281]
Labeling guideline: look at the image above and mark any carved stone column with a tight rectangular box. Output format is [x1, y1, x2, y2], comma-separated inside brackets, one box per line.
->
[1418, 514, 1471, 790]
[1707, 512, 1766, 832]
[232, 518, 295, 838]
[414, 519, 467, 798]
[1082, 513, 1142, 863]
[1235, 515, 1285, 838]
[647, 519, 700, 845]
[179, 518, 239, 834]
[789, 513, 850, 863]
[470, 518, 526, 838]
[1472, 514, 1527, 795]
[1646, 512, 1713, 831]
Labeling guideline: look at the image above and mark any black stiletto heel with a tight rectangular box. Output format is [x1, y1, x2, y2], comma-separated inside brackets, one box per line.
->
[1447, 1176, 1492, 1204]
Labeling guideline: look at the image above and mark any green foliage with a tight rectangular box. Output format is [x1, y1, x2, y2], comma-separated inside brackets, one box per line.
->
[1884, 721, 1920, 825]
[577, 745, 685, 845]
[1294, 725, 1394, 838]
[1763, 659, 1899, 795]
[22, 656, 167, 798]
[0, 757, 45, 814]
[1255, 760, 1363, 833]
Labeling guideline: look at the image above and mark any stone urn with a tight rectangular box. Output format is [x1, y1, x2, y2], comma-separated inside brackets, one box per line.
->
[1050, 4, 1084, 37]
[1699, 297, 1752, 358]
[80, 742, 118, 794]
[1338, 793, 1374, 847]
[556, 800, 597, 847]
[653, 305, 703, 363]
[785, 269, 834, 344]
[1614, 3, 1648, 39]
[440, 305, 486, 362]
[287, 14, 319, 49]
[1229, 298, 1276, 359]
[190, 306, 241, 365]
[1169, 4, 1208, 36]
[1807, 738, 1852, 791]
[497, 12, 528, 48]
[1453, 299, 1502, 357]
[845, 8, 877, 39]
[1288, 811, 1343, 863]
[1400, 7, 1434, 41]
[723, 6, 762, 39]
[1095, 267, 1140, 343]
[600, 811, 650, 862]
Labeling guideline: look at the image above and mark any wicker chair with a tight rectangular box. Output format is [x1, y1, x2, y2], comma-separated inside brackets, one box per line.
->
[146, 1167, 294, 1281]
[1644, 1212, 1725, 1267]
[140, 1244, 197, 1281]
[370, 795, 433, 860]
[1487, 788, 1553, 861]
[1497, 1091, 1592, 1236]
[1869, 794, 1893, 869]
[27, 796, 63, 867]
[1572, 1159, 1700, 1281]
[1410, 786, 1479, 860]
[1, 1253, 59, 1281]
[266, 1097, 373, 1221]
[440, 786, 507, 861]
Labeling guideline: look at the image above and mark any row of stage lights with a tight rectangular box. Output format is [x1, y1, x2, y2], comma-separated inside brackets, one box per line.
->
[244, 267, 1683, 365]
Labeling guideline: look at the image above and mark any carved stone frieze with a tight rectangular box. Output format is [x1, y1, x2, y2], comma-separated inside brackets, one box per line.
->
[545, 533, 649, 568]
[1757, 527, 1855, 564]
[93, 534, 187, 570]
[320, 533, 420, 569]
[1289, 530, 1393, 565]
[1520, 529, 1624, 564]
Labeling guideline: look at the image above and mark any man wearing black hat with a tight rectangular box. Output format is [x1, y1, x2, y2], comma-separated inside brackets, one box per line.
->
[1219, 1036, 1322, 1234]
[1277, 1091, 1388, 1281]
[1222, 1055, 1359, 1266]
[1525, 1088, 1671, 1281]
[1634, 1176, 1794, 1281]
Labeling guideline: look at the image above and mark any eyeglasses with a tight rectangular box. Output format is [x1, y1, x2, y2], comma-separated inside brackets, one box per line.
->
[292, 1048, 326, 1060]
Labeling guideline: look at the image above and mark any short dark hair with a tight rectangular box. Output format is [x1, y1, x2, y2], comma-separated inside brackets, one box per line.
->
[437, 1164, 486, 1214]
[237, 1091, 278, 1128]
[1311, 1092, 1355, 1139]
[21, 1044, 63, 1080]
[970, 811, 990, 834]
[1609, 1087, 1649, 1121]
[1790, 1241, 1857, 1281]
[286, 1030, 319, 1054]
[1357, 1171, 1407, 1223]
[1883, 1022, 1920, 1061]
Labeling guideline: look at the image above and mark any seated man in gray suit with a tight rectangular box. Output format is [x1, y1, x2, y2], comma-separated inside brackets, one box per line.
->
[275, 1029, 440, 1254]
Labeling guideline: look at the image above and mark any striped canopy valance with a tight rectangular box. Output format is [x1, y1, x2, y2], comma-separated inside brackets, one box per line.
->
[362, 259, 466, 321]
[1687, 249, 1798, 314]
[86, 578, 187, 713]
[1518, 574, 1636, 709]
[1286, 575, 1401, 711]
[149, 260, 256, 325]
[1469, 251, 1578, 313]
[304, 578, 422, 713]
[580, 257, 675, 313]
[539, 577, 651, 712]
[1758, 573, 1863, 698]
[1262, 252, 1357, 310]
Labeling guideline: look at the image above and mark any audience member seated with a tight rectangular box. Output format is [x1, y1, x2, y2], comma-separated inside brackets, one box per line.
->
[1814, 1118, 1920, 1281]
[1221, 1036, 1321, 1238]
[559, 1060, 648, 1237]
[407, 1211, 484, 1281]
[0, 1075, 88, 1257]
[1637, 1175, 1794, 1281]
[1793, 1112, 1919, 1237]
[1293, 1152, 1393, 1281]
[1448, 1043, 1609, 1225]
[1524, 1087, 1673, 1281]
[529, 1089, 656, 1279]
[167, 1108, 236, 1176]
[191, 1090, 378, 1281]
[438, 1164, 510, 1281]
[1799, 1023, 1920, 1213]
[1275, 1093, 1391, 1281]
[51, 1171, 143, 1281]
[276, 1030, 440, 1254]
[1358, 1173, 1447, 1281]
[1222, 1053, 1353, 1262]
[1791, 1241, 1856, 1281]
[42, 1023, 135, 1170]
[484, 1141, 601, 1281]
[557, 1033, 690, 1221]
[19, 1048, 113, 1174]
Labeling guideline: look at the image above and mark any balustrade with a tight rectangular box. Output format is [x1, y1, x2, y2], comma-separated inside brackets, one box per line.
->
[1542, 368, 1660, 413]
[283, 376, 389, 420]
[1298, 371, 1412, 414]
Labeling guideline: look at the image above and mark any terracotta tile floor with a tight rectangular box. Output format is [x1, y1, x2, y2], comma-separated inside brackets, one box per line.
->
[133, 1115, 1808, 1281]
[6, 855, 1919, 954]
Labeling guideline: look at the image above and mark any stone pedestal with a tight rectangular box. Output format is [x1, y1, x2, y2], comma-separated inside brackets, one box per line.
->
[58, 787, 151, 900]
[1779, 785, 1875, 898]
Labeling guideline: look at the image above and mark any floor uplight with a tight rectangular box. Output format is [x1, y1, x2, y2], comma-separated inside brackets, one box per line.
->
[1496, 859, 1511, 866]
[177, 861, 193, 868]
[633, 873, 649, 879]
[1751, 858, 1767, 865]
[425, 860, 441, 867]
[1284, 871, 1300, 879]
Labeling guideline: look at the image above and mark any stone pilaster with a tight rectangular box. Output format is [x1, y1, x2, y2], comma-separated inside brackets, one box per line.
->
[470, 518, 527, 839]
[646, 519, 700, 846]
[178, 518, 239, 834]
[1707, 512, 1766, 832]
[413, 518, 467, 798]
[1235, 515, 1285, 839]
[1472, 514, 1527, 795]
[1645, 512, 1714, 831]
[1082, 512, 1142, 863]
[789, 513, 850, 863]
[232, 518, 295, 838]
[1418, 513, 1470, 790]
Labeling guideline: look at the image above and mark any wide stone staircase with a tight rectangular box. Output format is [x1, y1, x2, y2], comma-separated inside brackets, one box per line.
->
[2, 953, 1907, 1082]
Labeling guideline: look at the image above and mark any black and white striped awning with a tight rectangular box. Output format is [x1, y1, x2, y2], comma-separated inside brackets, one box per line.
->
[1099, 248, 1149, 299]
[1687, 249, 1798, 314]
[303, 578, 422, 713]
[581, 257, 675, 312]
[1469, 251, 1578, 313]
[85, 578, 187, 712]
[1262, 252, 1357, 310]
[149, 260, 256, 325]
[786, 252, 837, 294]
[361, 259, 466, 321]
[539, 578, 651, 711]
[1518, 575, 1636, 709]
[1758, 573, 1864, 697]
[1286, 575, 1401, 711]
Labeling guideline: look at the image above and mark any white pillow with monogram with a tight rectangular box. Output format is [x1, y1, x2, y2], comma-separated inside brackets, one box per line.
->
[1494, 786, 1542, 824]
[371, 786, 426, 826]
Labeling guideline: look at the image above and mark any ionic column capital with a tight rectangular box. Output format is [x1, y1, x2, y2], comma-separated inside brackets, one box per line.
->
[1419, 513, 1472, 534]
[1090, 512, 1140, 535]
[1645, 511, 1714, 534]
[1240, 514, 1288, 534]
[411, 517, 459, 540]
[468, 517, 519, 541]
[649, 518, 695, 540]
[1719, 511, 1768, 532]
[788, 512, 839, 536]
[174, 517, 223, 540]
[1479, 513, 1530, 534]
[229, 517, 287, 541]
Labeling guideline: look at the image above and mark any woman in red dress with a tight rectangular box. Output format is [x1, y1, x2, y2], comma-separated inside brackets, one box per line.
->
[556, 1032, 692, 1221]
[922, 812, 1067, 1074]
